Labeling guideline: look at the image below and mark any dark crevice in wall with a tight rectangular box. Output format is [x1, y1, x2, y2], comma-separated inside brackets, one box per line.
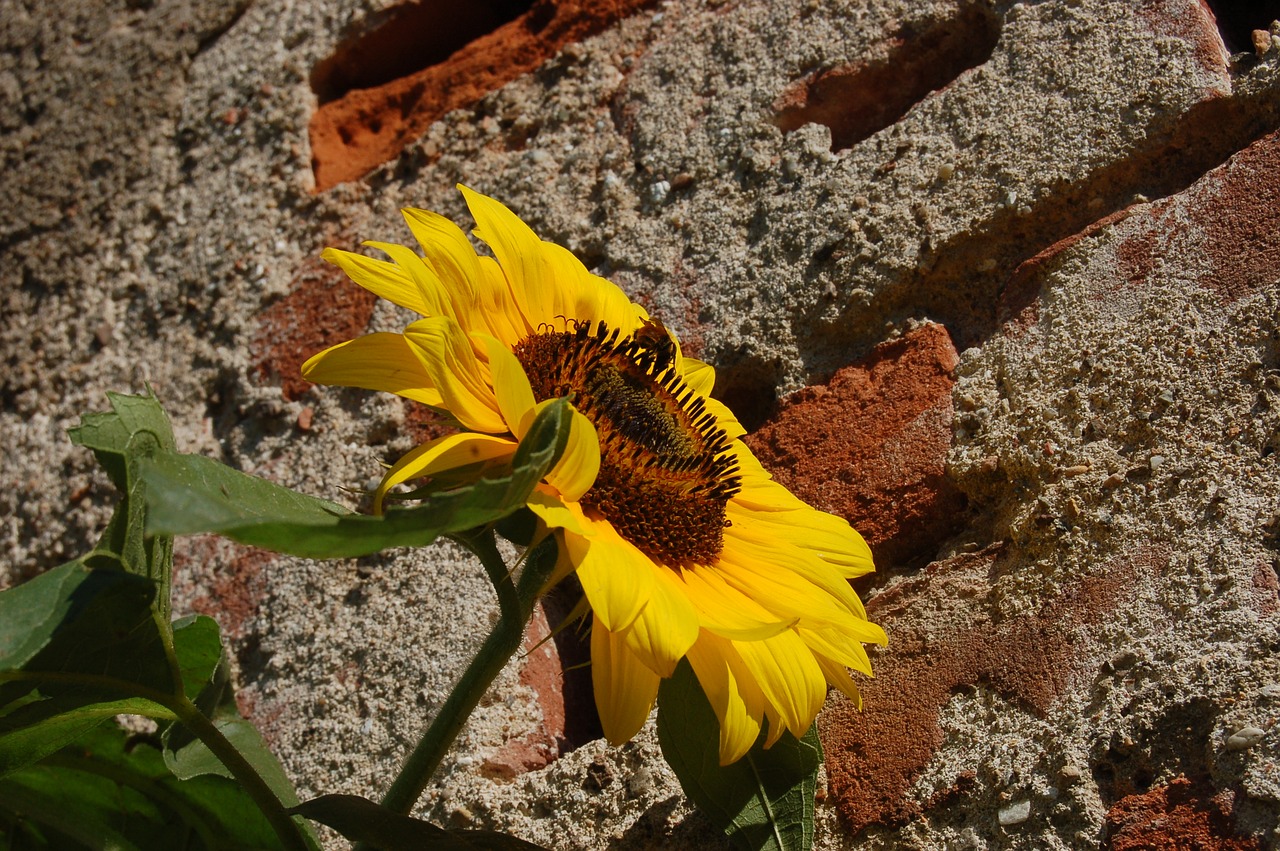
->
[772, 3, 1000, 151]
[1204, 0, 1280, 54]
[310, 1, 534, 105]
[308, 0, 657, 191]
[540, 579, 603, 754]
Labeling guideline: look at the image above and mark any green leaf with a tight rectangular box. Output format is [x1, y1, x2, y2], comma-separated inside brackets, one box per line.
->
[657, 661, 822, 851]
[291, 794, 549, 850]
[68, 391, 176, 491]
[164, 717, 302, 809]
[68, 391, 177, 610]
[170, 616, 226, 702]
[140, 398, 573, 559]
[0, 721, 290, 850]
[0, 562, 179, 776]
[157, 616, 304, 810]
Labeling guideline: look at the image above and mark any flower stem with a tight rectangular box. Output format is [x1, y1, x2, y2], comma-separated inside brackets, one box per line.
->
[376, 529, 525, 817]
[171, 698, 311, 851]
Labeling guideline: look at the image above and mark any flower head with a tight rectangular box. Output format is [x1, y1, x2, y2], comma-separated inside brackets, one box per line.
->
[303, 186, 886, 764]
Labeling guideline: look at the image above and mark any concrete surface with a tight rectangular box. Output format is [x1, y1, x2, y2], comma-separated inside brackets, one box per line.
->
[3, 0, 1279, 847]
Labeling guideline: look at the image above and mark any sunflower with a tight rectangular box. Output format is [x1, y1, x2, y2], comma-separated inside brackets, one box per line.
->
[302, 186, 886, 764]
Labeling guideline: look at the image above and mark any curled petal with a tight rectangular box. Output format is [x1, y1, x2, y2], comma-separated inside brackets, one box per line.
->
[687, 634, 762, 765]
[592, 616, 660, 745]
[374, 432, 515, 513]
[543, 404, 600, 503]
[681, 357, 716, 397]
[403, 316, 506, 434]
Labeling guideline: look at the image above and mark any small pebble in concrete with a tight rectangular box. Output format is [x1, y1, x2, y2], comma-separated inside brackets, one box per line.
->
[1226, 727, 1266, 751]
[998, 799, 1032, 826]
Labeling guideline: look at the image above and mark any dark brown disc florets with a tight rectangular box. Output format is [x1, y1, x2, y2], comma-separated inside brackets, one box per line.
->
[512, 319, 740, 568]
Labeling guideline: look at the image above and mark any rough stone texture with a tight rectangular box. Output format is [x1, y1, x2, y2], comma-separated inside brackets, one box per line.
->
[3, 0, 1280, 848]
[308, 0, 658, 190]
[745, 321, 964, 567]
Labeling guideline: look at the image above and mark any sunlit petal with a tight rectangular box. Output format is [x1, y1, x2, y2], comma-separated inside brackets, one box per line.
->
[302, 333, 443, 407]
[403, 316, 505, 433]
[568, 521, 654, 635]
[479, 334, 536, 437]
[320, 247, 425, 316]
[617, 566, 699, 677]
[373, 432, 515, 513]
[592, 616, 660, 745]
[686, 633, 762, 765]
[732, 630, 826, 742]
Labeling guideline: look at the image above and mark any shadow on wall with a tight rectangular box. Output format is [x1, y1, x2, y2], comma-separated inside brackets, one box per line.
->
[771, 2, 1001, 152]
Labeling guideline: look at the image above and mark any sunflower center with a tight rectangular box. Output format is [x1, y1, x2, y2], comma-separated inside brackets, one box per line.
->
[513, 320, 740, 568]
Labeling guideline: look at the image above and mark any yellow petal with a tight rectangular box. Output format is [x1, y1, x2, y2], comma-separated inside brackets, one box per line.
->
[732, 631, 826, 741]
[525, 488, 585, 537]
[814, 653, 863, 709]
[730, 450, 810, 510]
[681, 357, 716, 396]
[301, 333, 443, 407]
[678, 566, 796, 641]
[459, 185, 555, 328]
[478, 334, 536, 437]
[374, 432, 516, 513]
[568, 519, 654, 635]
[539, 241, 642, 334]
[403, 316, 506, 433]
[321, 246, 426, 316]
[727, 501, 875, 577]
[475, 256, 532, 345]
[362, 240, 459, 324]
[796, 624, 882, 676]
[400, 208, 481, 307]
[617, 566, 700, 677]
[402, 207, 528, 345]
[686, 633, 762, 765]
[591, 616, 660, 745]
[715, 535, 856, 626]
[544, 404, 600, 503]
[724, 523, 871, 620]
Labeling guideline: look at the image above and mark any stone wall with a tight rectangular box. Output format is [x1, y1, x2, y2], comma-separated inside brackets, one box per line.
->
[3, 0, 1279, 847]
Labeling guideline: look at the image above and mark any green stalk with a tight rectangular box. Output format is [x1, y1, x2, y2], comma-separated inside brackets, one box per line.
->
[376, 529, 525, 818]
[172, 699, 312, 851]
[154, 604, 310, 851]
